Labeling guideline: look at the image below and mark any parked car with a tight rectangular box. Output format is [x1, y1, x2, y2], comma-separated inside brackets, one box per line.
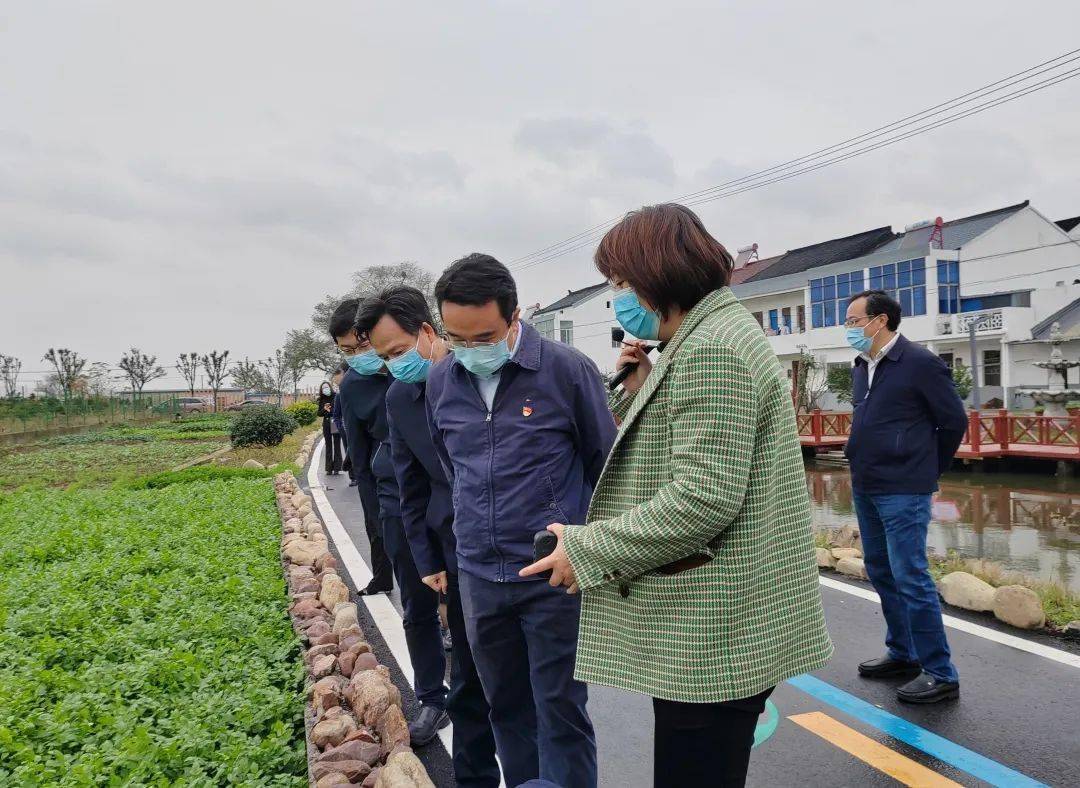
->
[177, 397, 210, 413]
[226, 400, 274, 412]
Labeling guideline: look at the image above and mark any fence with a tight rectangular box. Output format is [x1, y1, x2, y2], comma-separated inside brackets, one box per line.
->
[797, 408, 1080, 461]
[0, 397, 181, 440]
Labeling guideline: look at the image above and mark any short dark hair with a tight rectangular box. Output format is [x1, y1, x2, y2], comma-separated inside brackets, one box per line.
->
[434, 253, 518, 322]
[849, 289, 901, 331]
[354, 286, 435, 338]
[594, 203, 732, 317]
[328, 298, 361, 340]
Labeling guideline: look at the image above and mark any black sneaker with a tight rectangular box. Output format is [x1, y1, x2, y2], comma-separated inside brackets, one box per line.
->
[897, 672, 960, 704]
[858, 655, 922, 679]
[408, 705, 450, 746]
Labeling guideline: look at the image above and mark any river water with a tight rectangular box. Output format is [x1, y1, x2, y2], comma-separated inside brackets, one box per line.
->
[805, 462, 1080, 592]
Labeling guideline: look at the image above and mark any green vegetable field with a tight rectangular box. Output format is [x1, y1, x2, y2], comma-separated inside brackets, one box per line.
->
[0, 420, 308, 785]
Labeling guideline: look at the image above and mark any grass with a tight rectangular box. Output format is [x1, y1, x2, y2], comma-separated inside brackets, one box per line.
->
[218, 427, 318, 470]
[0, 440, 227, 491]
[0, 481, 306, 786]
[122, 463, 291, 491]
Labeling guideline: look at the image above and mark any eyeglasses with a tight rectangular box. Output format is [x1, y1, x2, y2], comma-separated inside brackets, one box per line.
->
[843, 314, 879, 329]
[336, 342, 367, 356]
[447, 328, 512, 350]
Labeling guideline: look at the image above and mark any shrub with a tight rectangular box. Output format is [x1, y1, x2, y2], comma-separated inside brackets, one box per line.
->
[283, 400, 318, 427]
[124, 463, 287, 490]
[952, 364, 973, 400]
[230, 405, 297, 448]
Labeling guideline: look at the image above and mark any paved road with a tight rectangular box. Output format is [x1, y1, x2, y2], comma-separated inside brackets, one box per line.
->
[308, 447, 1080, 788]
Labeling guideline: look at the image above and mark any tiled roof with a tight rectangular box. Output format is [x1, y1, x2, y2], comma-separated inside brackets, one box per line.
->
[1056, 216, 1080, 233]
[743, 226, 897, 283]
[533, 282, 610, 316]
[730, 254, 782, 285]
[1031, 296, 1080, 340]
[874, 201, 1028, 253]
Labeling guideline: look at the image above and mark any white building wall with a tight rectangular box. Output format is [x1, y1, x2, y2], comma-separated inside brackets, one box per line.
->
[529, 286, 626, 375]
[957, 207, 1080, 297]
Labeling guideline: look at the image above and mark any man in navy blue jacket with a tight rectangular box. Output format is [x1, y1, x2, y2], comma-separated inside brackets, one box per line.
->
[843, 290, 968, 704]
[426, 254, 616, 788]
[357, 286, 499, 788]
[329, 299, 450, 745]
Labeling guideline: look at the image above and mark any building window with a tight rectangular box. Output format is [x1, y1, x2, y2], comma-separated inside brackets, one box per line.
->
[768, 309, 779, 333]
[797, 305, 806, 333]
[781, 307, 792, 334]
[810, 270, 864, 328]
[870, 259, 926, 316]
[559, 320, 574, 344]
[983, 349, 1001, 386]
[937, 259, 960, 314]
[534, 315, 555, 340]
[605, 301, 611, 309]
[939, 352, 955, 368]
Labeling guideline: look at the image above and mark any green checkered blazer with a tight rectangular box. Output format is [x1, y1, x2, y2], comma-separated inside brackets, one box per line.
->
[563, 287, 832, 702]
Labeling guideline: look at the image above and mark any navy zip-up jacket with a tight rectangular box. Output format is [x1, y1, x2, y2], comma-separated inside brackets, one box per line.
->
[386, 379, 456, 578]
[425, 321, 617, 583]
[337, 369, 399, 524]
[844, 334, 968, 494]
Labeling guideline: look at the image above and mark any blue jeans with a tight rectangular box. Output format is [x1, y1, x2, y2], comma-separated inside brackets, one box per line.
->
[459, 572, 597, 788]
[853, 492, 958, 683]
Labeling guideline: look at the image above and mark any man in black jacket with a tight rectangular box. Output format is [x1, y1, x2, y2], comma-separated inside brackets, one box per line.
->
[844, 290, 968, 704]
[329, 300, 394, 594]
[329, 298, 450, 746]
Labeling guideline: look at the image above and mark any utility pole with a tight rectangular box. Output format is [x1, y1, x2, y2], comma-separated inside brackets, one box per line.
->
[967, 314, 996, 410]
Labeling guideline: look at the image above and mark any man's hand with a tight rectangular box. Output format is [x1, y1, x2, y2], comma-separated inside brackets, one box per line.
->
[422, 571, 448, 594]
[519, 524, 578, 593]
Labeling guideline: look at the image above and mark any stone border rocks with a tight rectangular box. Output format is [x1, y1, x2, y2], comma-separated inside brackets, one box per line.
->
[816, 525, 1079, 637]
[296, 431, 318, 469]
[274, 470, 435, 788]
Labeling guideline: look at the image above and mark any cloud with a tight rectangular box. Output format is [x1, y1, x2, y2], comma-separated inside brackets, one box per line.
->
[514, 117, 676, 186]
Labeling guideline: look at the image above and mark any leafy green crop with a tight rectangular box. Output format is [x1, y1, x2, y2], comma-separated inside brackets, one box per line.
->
[124, 464, 292, 491]
[0, 481, 307, 786]
[0, 441, 225, 490]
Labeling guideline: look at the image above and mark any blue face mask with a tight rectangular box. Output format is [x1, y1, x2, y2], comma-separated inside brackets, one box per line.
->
[346, 349, 384, 376]
[613, 287, 661, 341]
[386, 338, 433, 384]
[846, 319, 882, 354]
[455, 331, 513, 379]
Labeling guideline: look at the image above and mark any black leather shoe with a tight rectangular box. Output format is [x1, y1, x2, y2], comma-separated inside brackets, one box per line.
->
[357, 582, 392, 596]
[858, 655, 922, 679]
[897, 672, 959, 703]
[408, 705, 450, 746]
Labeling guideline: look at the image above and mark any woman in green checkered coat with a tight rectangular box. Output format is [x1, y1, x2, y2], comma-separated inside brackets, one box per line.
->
[522, 204, 832, 786]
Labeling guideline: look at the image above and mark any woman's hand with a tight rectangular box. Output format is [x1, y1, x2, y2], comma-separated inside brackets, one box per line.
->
[615, 340, 653, 394]
[519, 524, 579, 594]
[422, 571, 448, 594]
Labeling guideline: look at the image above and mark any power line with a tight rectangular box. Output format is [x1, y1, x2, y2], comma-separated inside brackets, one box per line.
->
[508, 48, 1080, 273]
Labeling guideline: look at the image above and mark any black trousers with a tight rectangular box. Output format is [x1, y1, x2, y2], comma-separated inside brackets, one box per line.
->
[322, 418, 343, 473]
[652, 686, 773, 788]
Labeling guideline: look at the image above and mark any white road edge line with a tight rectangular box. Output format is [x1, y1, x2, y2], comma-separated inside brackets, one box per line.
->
[307, 441, 455, 755]
[819, 575, 1080, 670]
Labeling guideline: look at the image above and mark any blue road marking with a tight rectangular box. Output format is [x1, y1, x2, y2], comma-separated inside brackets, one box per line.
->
[786, 674, 1049, 788]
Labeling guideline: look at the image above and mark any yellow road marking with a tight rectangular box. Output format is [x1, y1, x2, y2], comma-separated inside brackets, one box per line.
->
[789, 712, 963, 787]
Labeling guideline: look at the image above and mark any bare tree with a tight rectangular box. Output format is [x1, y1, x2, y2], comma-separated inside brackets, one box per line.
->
[42, 348, 87, 400]
[259, 350, 291, 405]
[177, 352, 200, 396]
[201, 350, 231, 412]
[85, 362, 115, 398]
[311, 261, 437, 333]
[232, 358, 268, 392]
[284, 328, 340, 377]
[0, 355, 21, 398]
[118, 348, 167, 402]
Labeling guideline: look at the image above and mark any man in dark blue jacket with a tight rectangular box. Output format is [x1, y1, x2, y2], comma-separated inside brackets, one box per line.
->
[329, 299, 450, 745]
[843, 290, 968, 704]
[426, 254, 616, 788]
[357, 286, 499, 788]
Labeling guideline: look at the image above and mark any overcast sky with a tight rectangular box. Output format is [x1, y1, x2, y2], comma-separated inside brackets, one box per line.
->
[2, 1, 1079, 390]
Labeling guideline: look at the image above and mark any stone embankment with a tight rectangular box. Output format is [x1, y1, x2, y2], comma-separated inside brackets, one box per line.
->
[274, 461, 434, 788]
[816, 525, 1075, 636]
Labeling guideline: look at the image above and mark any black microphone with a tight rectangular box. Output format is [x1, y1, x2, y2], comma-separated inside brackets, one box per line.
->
[608, 328, 663, 391]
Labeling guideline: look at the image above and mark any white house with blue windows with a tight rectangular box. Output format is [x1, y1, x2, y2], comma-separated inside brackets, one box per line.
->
[731, 200, 1080, 409]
